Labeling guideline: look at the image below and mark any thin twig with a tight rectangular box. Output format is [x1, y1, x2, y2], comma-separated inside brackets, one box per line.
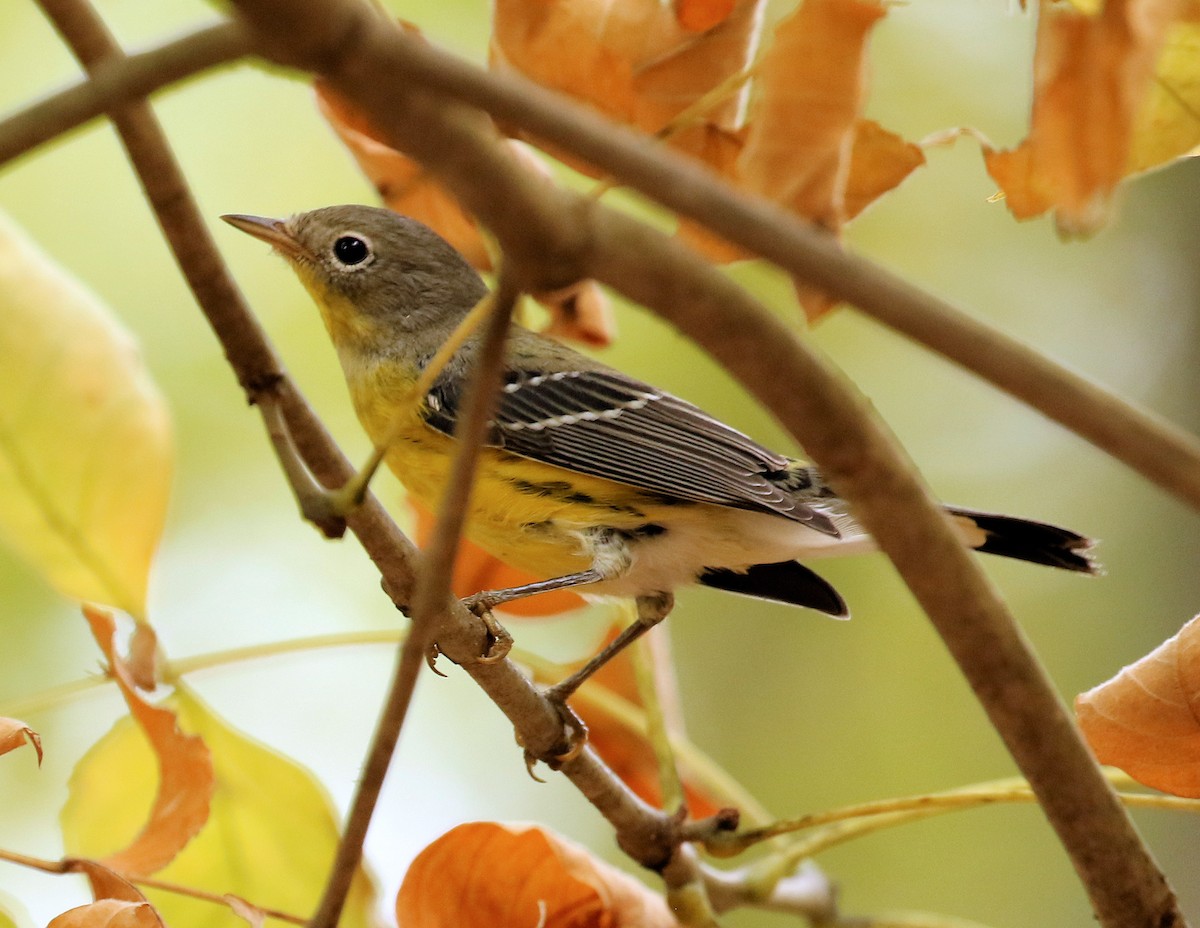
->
[0, 21, 249, 168]
[0, 849, 307, 924]
[214, 5, 1187, 925]
[307, 271, 520, 928]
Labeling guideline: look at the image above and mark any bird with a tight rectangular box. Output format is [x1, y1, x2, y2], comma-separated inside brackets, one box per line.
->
[222, 205, 1096, 700]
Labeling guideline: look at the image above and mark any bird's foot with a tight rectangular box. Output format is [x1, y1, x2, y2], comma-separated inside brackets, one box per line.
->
[461, 593, 514, 664]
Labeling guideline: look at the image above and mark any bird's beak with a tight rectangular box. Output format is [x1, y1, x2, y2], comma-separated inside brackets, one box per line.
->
[220, 213, 308, 261]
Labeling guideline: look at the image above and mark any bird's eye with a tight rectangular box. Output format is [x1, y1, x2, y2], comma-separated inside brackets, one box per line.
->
[333, 235, 371, 266]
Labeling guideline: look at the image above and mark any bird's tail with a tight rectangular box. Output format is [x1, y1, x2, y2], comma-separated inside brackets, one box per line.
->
[945, 506, 1099, 574]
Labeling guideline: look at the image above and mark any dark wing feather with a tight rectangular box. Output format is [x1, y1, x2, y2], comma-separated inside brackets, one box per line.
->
[424, 366, 837, 533]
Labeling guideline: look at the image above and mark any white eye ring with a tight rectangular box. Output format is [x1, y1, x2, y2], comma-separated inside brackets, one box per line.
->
[332, 232, 374, 268]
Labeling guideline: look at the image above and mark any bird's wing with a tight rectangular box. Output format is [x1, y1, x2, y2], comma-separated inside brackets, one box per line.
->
[422, 365, 839, 534]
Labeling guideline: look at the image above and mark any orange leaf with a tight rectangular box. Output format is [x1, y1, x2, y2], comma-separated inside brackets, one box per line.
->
[1075, 613, 1200, 797]
[675, 0, 738, 31]
[843, 119, 927, 222]
[412, 503, 586, 617]
[983, 0, 1187, 236]
[47, 901, 162, 928]
[0, 717, 42, 765]
[490, 0, 764, 157]
[739, 0, 889, 230]
[395, 822, 679, 927]
[82, 606, 214, 876]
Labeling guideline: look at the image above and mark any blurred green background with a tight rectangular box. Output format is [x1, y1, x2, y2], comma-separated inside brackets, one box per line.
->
[1, 0, 1198, 924]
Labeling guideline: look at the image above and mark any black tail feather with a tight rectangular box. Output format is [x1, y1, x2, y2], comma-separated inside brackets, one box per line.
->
[699, 561, 849, 617]
[947, 506, 1098, 574]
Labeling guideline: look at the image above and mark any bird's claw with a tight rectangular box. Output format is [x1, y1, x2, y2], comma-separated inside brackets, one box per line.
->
[425, 641, 448, 676]
[461, 594, 514, 664]
[543, 688, 589, 764]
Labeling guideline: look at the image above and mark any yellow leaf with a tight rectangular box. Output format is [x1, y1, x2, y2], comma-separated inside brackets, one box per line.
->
[0, 212, 171, 619]
[1129, 13, 1200, 173]
[62, 684, 381, 928]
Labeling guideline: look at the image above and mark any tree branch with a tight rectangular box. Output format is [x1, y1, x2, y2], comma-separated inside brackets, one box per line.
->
[0, 21, 249, 168]
[216, 4, 1186, 926]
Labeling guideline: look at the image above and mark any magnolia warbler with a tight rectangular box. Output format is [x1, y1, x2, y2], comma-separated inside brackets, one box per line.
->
[223, 206, 1095, 697]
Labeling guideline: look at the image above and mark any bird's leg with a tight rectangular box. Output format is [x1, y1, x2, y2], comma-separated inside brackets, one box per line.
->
[462, 568, 605, 665]
[544, 591, 675, 705]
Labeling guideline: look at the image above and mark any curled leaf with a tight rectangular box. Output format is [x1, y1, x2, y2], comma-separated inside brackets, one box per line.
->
[49, 863, 161, 928]
[1076, 613, 1200, 797]
[0, 717, 42, 765]
[983, 0, 1188, 235]
[740, 0, 890, 229]
[0, 212, 171, 620]
[396, 822, 678, 927]
[78, 606, 213, 877]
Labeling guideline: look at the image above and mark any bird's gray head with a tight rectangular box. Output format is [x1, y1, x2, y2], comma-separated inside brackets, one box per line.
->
[222, 205, 488, 351]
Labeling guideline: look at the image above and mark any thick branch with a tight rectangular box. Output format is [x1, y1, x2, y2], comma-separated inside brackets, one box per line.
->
[219, 4, 1184, 927]
[0, 21, 249, 168]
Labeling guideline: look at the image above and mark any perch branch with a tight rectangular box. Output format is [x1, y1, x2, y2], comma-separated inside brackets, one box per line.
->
[218, 3, 1185, 926]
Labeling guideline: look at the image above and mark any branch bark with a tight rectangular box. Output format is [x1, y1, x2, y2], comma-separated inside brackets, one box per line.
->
[216, 4, 1185, 927]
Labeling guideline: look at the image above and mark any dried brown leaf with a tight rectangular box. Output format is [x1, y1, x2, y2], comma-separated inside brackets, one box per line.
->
[740, 0, 888, 230]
